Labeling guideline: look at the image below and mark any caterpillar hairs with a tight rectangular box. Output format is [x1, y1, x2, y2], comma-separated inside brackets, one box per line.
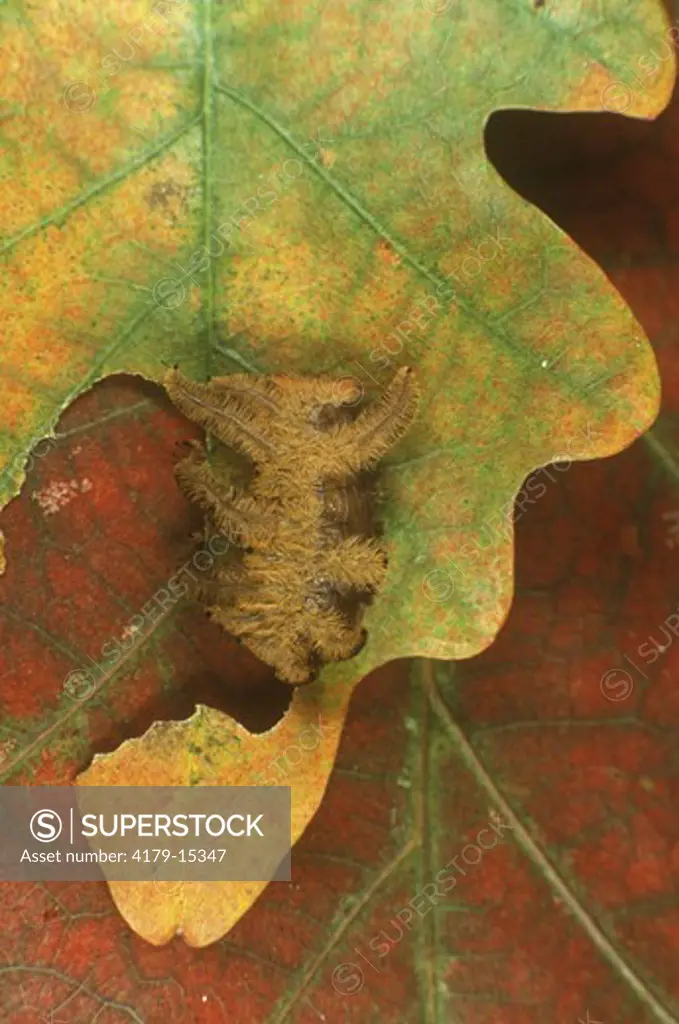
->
[164, 366, 420, 684]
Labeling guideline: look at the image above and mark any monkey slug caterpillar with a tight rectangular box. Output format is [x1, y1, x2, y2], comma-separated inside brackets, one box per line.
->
[164, 366, 420, 685]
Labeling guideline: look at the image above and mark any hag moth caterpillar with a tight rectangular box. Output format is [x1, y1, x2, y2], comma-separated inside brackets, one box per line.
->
[164, 366, 420, 684]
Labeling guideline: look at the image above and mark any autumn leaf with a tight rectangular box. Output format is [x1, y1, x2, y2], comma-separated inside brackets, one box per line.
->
[77, 695, 345, 948]
[2, 0, 679, 997]
[48, 0, 678, 948]
[4, 367, 679, 1017]
[0, 0, 675, 678]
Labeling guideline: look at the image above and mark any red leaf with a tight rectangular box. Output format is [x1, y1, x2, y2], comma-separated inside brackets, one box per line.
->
[3, 45, 679, 1024]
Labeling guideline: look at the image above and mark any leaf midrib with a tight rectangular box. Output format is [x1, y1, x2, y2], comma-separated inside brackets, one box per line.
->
[424, 660, 679, 1024]
[0, 7, 675, 1013]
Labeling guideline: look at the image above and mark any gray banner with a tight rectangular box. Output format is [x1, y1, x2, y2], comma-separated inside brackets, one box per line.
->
[0, 786, 291, 882]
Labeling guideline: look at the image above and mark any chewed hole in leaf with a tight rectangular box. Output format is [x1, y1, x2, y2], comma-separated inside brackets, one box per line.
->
[0, 374, 294, 782]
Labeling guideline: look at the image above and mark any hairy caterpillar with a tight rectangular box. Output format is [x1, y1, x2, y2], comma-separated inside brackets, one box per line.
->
[164, 366, 420, 684]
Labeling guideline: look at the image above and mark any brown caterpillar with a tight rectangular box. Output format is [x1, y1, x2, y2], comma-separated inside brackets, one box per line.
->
[164, 366, 420, 685]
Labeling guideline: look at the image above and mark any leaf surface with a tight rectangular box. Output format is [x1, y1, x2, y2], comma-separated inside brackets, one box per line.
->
[0, 0, 674, 675]
[78, 697, 347, 948]
[3, 369, 679, 1016]
[2, 0, 679, 1004]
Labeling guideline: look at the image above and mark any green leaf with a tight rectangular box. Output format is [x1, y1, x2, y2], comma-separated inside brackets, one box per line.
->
[0, 0, 674, 682]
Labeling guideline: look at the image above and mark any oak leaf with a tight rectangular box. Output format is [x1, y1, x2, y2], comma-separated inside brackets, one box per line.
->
[0, 0, 676, 959]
